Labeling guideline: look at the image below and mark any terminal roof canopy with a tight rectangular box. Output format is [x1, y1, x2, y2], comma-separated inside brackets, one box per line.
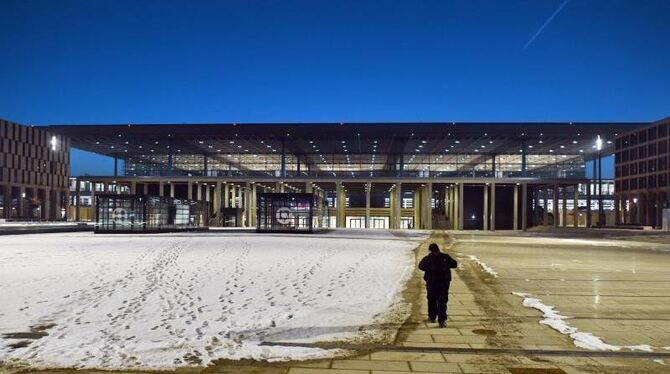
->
[48, 122, 644, 158]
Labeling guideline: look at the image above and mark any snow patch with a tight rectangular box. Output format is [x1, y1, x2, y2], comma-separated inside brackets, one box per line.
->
[467, 255, 498, 278]
[653, 359, 666, 365]
[0, 230, 426, 369]
[512, 292, 658, 352]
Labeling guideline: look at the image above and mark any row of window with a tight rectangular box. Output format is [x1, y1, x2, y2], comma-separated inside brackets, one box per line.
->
[616, 173, 670, 191]
[0, 167, 69, 187]
[616, 122, 670, 149]
[616, 155, 670, 177]
[616, 139, 670, 162]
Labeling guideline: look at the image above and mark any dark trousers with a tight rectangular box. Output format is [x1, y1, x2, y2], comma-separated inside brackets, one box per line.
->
[426, 280, 450, 324]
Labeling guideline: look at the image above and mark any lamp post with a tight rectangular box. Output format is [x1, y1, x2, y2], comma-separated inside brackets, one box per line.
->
[596, 135, 604, 226]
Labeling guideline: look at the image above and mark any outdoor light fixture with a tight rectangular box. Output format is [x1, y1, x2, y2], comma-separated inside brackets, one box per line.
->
[50, 136, 57, 151]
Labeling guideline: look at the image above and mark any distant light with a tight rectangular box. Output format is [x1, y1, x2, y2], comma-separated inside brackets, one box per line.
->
[596, 135, 603, 151]
[50, 136, 57, 151]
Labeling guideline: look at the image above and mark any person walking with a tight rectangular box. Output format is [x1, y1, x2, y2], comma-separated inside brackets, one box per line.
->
[418, 243, 458, 328]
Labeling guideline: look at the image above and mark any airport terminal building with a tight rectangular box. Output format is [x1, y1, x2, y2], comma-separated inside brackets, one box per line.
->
[42, 120, 651, 231]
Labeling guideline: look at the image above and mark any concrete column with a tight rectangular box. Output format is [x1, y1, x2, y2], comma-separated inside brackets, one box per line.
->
[196, 182, 203, 201]
[305, 181, 313, 194]
[490, 183, 496, 231]
[413, 189, 420, 229]
[251, 183, 257, 227]
[2, 185, 10, 219]
[450, 186, 456, 229]
[75, 178, 81, 221]
[521, 183, 528, 231]
[424, 182, 432, 230]
[205, 184, 211, 203]
[543, 187, 549, 226]
[187, 181, 193, 200]
[393, 182, 402, 229]
[224, 183, 229, 207]
[336, 181, 345, 228]
[586, 182, 592, 227]
[116, 182, 121, 195]
[159, 181, 165, 197]
[130, 181, 137, 195]
[562, 186, 568, 227]
[214, 182, 222, 224]
[458, 183, 464, 230]
[143, 183, 149, 195]
[170, 183, 175, 198]
[90, 183, 96, 222]
[44, 188, 51, 221]
[513, 184, 519, 230]
[365, 182, 371, 229]
[553, 184, 559, 228]
[573, 185, 579, 227]
[18, 186, 25, 217]
[230, 185, 236, 207]
[245, 183, 251, 227]
[483, 184, 489, 231]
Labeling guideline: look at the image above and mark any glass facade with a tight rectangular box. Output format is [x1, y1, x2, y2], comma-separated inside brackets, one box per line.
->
[95, 194, 208, 233]
[257, 193, 324, 232]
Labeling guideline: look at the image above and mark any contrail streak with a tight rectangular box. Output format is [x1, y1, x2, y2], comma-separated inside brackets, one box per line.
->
[523, 0, 570, 50]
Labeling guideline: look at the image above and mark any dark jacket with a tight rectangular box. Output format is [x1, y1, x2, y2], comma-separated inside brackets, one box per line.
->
[418, 252, 458, 282]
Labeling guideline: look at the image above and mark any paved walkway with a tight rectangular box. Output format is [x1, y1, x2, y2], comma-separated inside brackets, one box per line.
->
[11, 231, 670, 374]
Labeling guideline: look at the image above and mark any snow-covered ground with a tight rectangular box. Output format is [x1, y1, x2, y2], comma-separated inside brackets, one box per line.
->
[0, 229, 427, 370]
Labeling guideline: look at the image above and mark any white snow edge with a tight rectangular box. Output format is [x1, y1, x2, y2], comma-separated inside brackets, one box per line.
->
[467, 255, 498, 278]
[511, 292, 655, 352]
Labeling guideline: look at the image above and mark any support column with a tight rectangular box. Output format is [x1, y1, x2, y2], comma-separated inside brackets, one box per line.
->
[336, 181, 345, 228]
[231, 185, 237, 207]
[491, 183, 496, 231]
[44, 188, 51, 221]
[18, 186, 25, 218]
[553, 184, 559, 228]
[573, 184, 579, 227]
[250, 183, 257, 227]
[245, 183, 251, 227]
[75, 178, 81, 221]
[424, 182, 432, 230]
[562, 186, 568, 227]
[586, 182, 592, 227]
[159, 181, 165, 197]
[305, 181, 313, 194]
[483, 184, 489, 231]
[458, 183, 464, 230]
[196, 182, 202, 202]
[205, 184, 211, 203]
[521, 183, 528, 231]
[143, 183, 149, 195]
[130, 181, 137, 195]
[2, 185, 10, 219]
[214, 181, 222, 225]
[90, 183, 96, 222]
[543, 187, 549, 226]
[393, 182, 402, 229]
[170, 182, 175, 198]
[187, 180, 193, 200]
[365, 182, 371, 229]
[513, 184, 519, 230]
[224, 183, 229, 208]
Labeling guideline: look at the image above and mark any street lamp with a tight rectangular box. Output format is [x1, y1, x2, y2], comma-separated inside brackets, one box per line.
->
[596, 135, 604, 226]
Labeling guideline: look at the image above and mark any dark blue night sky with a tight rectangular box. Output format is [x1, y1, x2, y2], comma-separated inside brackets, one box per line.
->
[1, 0, 668, 176]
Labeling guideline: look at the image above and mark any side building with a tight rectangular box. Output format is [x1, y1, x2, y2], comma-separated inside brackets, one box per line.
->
[0, 119, 70, 221]
[614, 117, 670, 227]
